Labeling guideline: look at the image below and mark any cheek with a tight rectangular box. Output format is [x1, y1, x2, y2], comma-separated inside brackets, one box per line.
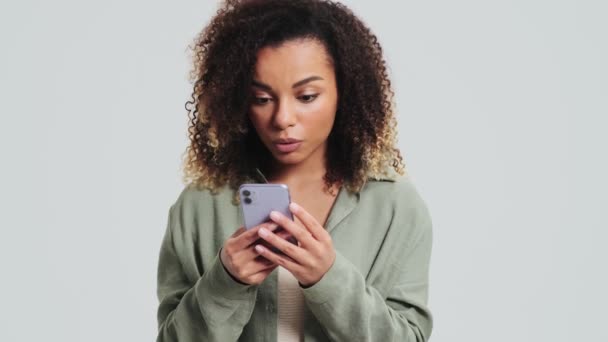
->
[302, 104, 336, 138]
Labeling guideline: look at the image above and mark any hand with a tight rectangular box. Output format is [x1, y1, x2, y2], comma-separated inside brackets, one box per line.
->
[253, 202, 336, 287]
[220, 222, 283, 285]
[259, 226, 298, 254]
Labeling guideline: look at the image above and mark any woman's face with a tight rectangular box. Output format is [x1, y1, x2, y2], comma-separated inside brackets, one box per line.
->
[248, 38, 338, 168]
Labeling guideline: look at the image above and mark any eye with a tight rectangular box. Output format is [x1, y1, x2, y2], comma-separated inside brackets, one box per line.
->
[299, 94, 319, 103]
[253, 97, 272, 106]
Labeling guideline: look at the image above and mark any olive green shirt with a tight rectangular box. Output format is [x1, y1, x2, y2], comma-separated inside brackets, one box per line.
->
[156, 175, 434, 341]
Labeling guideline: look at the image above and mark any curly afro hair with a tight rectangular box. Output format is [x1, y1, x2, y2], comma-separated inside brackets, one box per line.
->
[182, 0, 406, 197]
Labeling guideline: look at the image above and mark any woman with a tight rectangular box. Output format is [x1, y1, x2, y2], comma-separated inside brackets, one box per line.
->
[156, 0, 434, 341]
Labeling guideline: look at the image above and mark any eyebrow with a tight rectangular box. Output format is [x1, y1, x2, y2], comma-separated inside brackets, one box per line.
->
[251, 76, 324, 91]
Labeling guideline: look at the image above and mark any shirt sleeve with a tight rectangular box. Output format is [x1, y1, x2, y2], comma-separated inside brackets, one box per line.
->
[301, 201, 434, 342]
[156, 204, 259, 342]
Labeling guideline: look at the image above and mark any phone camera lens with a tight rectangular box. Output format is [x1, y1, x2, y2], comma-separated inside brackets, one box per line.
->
[244, 197, 252, 204]
[243, 190, 251, 197]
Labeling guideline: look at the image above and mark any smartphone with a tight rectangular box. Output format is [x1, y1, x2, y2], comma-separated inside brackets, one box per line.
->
[239, 183, 294, 230]
[239, 183, 297, 251]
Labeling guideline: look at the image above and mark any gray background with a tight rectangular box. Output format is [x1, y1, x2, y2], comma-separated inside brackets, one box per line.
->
[1, 0, 606, 341]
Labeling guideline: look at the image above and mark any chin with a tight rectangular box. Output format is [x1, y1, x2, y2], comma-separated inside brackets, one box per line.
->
[271, 152, 305, 165]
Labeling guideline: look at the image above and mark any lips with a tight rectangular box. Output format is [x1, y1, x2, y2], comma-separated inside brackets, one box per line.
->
[274, 138, 302, 153]
[274, 138, 302, 144]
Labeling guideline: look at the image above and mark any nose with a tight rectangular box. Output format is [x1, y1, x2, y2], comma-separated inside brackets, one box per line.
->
[273, 97, 297, 129]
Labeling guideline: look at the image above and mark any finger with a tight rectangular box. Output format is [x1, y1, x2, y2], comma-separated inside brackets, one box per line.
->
[289, 202, 328, 242]
[254, 244, 303, 274]
[233, 243, 274, 266]
[245, 263, 278, 284]
[232, 222, 279, 250]
[269, 210, 314, 247]
[248, 229, 294, 246]
[274, 229, 297, 244]
[246, 256, 277, 273]
[251, 238, 294, 259]
[254, 254, 275, 266]
[257, 224, 306, 263]
[240, 253, 278, 278]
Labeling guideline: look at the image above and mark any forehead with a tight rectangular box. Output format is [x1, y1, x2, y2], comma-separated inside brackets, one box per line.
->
[253, 38, 334, 82]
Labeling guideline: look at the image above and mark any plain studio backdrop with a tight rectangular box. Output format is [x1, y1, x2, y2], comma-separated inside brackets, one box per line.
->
[1, 0, 606, 341]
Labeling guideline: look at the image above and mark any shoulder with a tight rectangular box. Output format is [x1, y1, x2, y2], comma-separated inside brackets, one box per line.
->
[169, 183, 236, 219]
[363, 175, 433, 239]
[364, 175, 429, 212]
[165, 183, 239, 244]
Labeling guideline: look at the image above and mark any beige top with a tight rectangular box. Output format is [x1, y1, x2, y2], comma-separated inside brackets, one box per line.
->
[277, 266, 306, 342]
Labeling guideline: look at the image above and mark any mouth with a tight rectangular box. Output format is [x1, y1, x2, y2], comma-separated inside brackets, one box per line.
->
[273, 138, 302, 153]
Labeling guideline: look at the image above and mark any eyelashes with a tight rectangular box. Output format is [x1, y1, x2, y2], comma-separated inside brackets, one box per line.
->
[252, 94, 319, 106]
[299, 94, 319, 103]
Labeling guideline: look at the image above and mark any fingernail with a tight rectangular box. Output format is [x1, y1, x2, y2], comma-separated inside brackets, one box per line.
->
[259, 228, 269, 237]
[255, 245, 264, 253]
[270, 211, 280, 220]
[269, 222, 279, 230]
